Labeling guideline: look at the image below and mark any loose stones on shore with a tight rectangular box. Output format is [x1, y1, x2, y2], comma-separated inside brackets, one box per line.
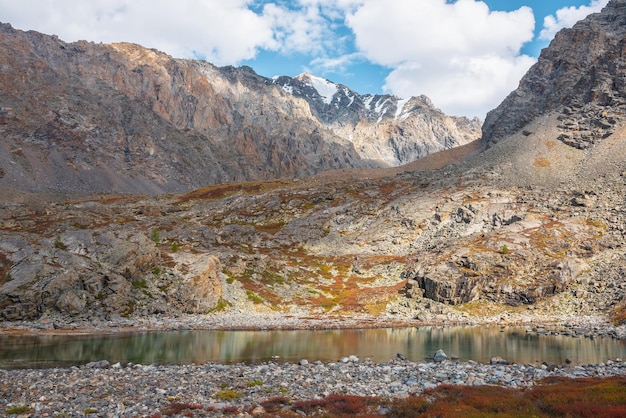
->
[2, 355, 626, 417]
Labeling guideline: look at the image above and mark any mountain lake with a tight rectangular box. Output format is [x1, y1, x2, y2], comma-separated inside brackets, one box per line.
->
[1, 326, 624, 369]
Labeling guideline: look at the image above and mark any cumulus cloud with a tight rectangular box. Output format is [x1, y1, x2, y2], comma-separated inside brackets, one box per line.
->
[261, 2, 335, 56]
[539, 0, 609, 41]
[345, 0, 537, 118]
[0, 0, 277, 64]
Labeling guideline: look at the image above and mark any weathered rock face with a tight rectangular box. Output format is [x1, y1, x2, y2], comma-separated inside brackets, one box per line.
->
[404, 227, 591, 307]
[0, 24, 365, 195]
[0, 206, 224, 320]
[482, 0, 626, 148]
[0, 23, 479, 196]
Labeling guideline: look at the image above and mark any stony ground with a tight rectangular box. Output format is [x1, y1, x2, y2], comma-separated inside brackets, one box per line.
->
[2, 353, 626, 417]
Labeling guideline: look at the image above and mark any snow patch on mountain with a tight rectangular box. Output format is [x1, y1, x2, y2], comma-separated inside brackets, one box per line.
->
[299, 73, 338, 105]
[395, 98, 410, 120]
[374, 97, 391, 123]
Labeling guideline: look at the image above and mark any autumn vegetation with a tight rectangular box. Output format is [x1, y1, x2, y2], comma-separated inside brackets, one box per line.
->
[150, 376, 626, 417]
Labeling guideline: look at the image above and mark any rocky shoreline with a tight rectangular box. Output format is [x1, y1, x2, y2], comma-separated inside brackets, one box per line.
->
[1, 312, 625, 337]
[2, 353, 626, 417]
[1, 313, 626, 416]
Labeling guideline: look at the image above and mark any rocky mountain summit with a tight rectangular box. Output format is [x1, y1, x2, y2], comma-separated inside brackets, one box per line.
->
[0, 23, 479, 196]
[482, 0, 626, 149]
[1, 1, 626, 326]
[273, 73, 481, 166]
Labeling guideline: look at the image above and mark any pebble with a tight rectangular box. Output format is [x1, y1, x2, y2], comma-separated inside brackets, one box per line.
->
[2, 356, 625, 416]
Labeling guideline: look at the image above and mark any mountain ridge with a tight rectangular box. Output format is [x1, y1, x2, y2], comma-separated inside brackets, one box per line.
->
[0, 22, 480, 196]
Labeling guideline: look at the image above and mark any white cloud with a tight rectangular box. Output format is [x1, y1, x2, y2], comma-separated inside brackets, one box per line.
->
[539, 0, 609, 41]
[261, 2, 331, 55]
[0, 0, 277, 64]
[384, 54, 536, 118]
[344, 0, 537, 118]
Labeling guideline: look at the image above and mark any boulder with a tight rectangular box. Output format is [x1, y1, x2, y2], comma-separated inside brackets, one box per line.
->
[433, 349, 448, 363]
[167, 253, 223, 313]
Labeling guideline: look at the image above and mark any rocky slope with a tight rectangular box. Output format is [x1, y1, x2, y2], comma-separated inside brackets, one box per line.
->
[1, 1, 626, 325]
[482, 0, 626, 149]
[0, 23, 479, 197]
[1, 136, 624, 323]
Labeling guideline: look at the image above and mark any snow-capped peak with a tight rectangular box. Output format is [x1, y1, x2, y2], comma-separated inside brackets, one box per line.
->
[296, 73, 338, 105]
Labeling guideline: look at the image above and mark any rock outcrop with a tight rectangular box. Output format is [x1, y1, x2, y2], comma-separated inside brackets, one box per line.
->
[482, 0, 626, 149]
[0, 203, 224, 320]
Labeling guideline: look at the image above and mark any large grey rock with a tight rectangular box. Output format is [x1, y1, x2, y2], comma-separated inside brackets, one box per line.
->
[433, 349, 448, 363]
[167, 253, 223, 314]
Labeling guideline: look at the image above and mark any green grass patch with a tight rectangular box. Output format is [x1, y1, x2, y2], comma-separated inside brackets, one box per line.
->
[208, 297, 232, 313]
[6, 405, 33, 415]
[54, 234, 67, 250]
[215, 388, 243, 401]
[246, 290, 264, 304]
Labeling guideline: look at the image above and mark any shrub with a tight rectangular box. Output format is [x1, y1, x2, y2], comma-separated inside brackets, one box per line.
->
[291, 398, 328, 414]
[150, 228, 161, 245]
[208, 298, 232, 313]
[260, 396, 292, 413]
[54, 234, 67, 250]
[388, 396, 429, 417]
[170, 241, 179, 252]
[324, 394, 368, 415]
[221, 405, 239, 415]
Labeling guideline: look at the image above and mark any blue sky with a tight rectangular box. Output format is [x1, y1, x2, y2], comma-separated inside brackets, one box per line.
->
[0, 0, 610, 118]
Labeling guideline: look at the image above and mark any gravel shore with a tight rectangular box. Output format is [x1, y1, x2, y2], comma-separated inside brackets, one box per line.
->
[2, 311, 626, 336]
[2, 355, 626, 417]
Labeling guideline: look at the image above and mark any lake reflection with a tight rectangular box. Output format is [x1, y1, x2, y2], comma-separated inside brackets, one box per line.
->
[1, 326, 624, 369]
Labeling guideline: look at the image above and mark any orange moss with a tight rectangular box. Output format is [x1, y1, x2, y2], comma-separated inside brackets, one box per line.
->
[177, 180, 289, 203]
[534, 158, 551, 167]
[358, 255, 409, 270]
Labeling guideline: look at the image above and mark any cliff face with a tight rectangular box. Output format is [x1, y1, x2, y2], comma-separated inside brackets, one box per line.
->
[482, 0, 626, 149]
[0, 24, 479, 196]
